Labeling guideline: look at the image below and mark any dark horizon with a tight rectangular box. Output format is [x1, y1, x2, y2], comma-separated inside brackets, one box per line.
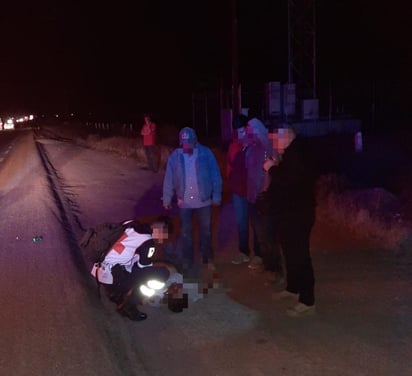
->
[0, 1, 410, 129]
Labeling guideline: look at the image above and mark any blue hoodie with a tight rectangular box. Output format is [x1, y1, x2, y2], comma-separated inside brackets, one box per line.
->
[243, 118, 272, 203]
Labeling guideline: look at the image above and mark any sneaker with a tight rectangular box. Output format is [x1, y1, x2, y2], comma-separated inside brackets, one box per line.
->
[286, 302, 316, 317]
[232, 253, 250, 265]
[263, 273, 286, 287]
[271, 289, 299, 301]
[247, 256, 263, 269]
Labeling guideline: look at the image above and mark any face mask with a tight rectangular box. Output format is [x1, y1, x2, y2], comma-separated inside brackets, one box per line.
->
[182, 143, 194, 154]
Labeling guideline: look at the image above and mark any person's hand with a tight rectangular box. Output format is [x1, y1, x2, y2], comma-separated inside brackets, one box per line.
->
[163, 204, 172, 210]
[263, 158, 276, 172]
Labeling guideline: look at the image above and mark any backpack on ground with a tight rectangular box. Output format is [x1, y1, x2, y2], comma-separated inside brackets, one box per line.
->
[79, 222, 129, 269]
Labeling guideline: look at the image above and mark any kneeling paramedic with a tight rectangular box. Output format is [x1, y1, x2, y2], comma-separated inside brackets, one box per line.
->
[91, 218, 171, 321]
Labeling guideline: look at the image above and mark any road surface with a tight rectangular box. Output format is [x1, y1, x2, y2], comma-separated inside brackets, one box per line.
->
[0, 130, 411, 375]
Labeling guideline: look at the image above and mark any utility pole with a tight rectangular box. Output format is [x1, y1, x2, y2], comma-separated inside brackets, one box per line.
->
[312, 2, 317, 99]
[287, 0, 293, 84]
[231, 0, 240, 117]
[288, 0, 316, 100]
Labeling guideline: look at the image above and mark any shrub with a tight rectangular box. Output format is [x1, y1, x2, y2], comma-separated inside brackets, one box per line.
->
[316, 173, 411, 250]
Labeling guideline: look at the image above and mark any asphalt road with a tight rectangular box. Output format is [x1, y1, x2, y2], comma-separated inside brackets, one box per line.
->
[0, 132, 148, 375]
[0, 130, 411, 376]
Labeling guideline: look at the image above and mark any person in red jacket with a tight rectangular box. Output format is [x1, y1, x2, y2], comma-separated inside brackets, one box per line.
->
[140, 114, 158, 172]
[227, 114, 256, 265]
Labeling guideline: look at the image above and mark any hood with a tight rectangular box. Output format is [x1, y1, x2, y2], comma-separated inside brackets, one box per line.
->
[247, 118, 272, 155]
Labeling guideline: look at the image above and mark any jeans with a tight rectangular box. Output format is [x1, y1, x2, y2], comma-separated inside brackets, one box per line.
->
[144, 145, 157, 172]
[179, 205, 212, 266]
[232, 193, 263, 257]
[232, 194, 251, 255]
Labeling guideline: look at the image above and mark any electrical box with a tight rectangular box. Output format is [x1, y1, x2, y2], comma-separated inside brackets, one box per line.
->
[302, 99, 319, 120]
[283, 83, 296, 116]
[265, 81, 281, 116]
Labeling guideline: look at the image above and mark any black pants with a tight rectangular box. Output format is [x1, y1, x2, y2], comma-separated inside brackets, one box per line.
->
[106, 264, 170, 306]
[276, 214, 315, 306]
[255, 193, 284, 274]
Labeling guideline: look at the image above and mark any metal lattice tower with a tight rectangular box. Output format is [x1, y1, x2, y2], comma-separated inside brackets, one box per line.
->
[288, 0, 316, 100]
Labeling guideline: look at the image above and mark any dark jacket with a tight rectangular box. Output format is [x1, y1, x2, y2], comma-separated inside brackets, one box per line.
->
[226, 140, 247, 197]
[267, 137, 317, 221]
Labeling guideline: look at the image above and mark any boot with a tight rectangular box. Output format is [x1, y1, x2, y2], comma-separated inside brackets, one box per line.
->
[117, 302, 147, 321]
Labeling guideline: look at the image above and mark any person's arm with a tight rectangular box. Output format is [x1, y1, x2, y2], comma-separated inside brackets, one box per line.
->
[267, 149, 305, 188]
[162, 154, 175, 209]
[209, 150, 223, 205]
[135, 239, 155, 268]
[226, 142, 240, 177]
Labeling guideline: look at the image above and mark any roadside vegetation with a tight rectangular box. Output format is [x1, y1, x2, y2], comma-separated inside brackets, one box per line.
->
[316, 174, 411, 250]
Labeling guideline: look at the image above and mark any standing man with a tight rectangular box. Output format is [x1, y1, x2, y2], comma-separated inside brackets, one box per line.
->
[228, 116, 284, 281]
[162, 127, 222, 274]
[264, 127, 317, 317]
[227, 114, 256, 265]
[140, 114, 158, 172]
[242, 117, 273, 270]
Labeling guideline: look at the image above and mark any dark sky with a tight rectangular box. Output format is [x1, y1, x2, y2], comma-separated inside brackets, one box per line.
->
[0, 1, 410, 127]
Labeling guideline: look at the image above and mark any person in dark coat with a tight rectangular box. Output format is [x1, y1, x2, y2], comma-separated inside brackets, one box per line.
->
[263, 127, 317, 317]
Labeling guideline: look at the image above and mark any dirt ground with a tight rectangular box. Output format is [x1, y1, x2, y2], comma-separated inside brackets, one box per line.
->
[34, 125, 412, 375]
[209, 216, 412, 375]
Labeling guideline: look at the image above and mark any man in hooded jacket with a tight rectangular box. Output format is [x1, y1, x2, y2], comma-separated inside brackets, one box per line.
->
[162, 127, 222, 275]
[240, 117, 273, 270]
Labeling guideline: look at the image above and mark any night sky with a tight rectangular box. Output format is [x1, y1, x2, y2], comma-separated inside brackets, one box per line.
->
[0, 1, 410, 128]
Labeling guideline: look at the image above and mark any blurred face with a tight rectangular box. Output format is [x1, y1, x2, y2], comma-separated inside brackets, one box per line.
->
[182, 142, 194, 154]
[242, 124, 257, 146]
[151, 223, 169, 244]
[273, 129, 295, 154]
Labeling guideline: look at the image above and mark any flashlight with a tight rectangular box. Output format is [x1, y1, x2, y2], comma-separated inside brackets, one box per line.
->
[139, 279, 166, 297]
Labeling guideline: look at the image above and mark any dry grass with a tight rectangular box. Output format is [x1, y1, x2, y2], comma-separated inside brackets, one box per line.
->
[316, 174, 412, 250]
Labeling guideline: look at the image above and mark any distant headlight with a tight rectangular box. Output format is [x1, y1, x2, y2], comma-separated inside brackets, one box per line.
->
[4, 120, 14, 130]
